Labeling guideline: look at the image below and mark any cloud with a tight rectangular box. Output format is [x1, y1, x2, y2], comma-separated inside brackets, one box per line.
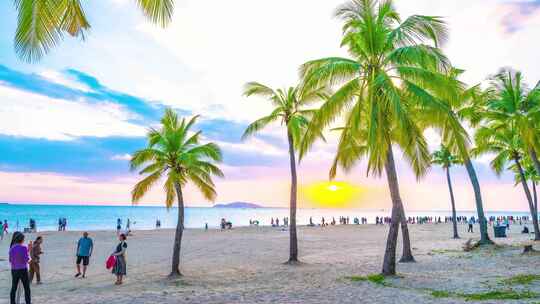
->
[497, 0, 540, 33]
[111, 154, 132, 161]
[39, 70, 93, 92]
[0, 85, 146, 140]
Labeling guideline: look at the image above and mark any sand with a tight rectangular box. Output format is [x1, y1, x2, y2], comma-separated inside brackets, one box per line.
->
[1, 223, 540, 304]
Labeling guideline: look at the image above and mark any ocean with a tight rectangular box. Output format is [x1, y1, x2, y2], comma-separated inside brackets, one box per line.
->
[0, 203, 534, 232]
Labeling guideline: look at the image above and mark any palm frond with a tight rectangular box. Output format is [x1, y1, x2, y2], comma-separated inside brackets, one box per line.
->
[135, 0, 175, 27]
[132, 170, 163, 203]
[14, 0, 63, 62]
[59, 0, 90, 37]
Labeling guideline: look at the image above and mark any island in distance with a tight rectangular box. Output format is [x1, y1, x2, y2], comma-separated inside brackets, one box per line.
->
[213, 202, 263, 208]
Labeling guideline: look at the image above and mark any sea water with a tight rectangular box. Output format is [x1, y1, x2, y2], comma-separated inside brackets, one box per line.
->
[0, 203, 533, 232]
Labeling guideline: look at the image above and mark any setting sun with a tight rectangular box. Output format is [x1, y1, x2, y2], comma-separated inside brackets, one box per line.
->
[302, 181, 364, 208]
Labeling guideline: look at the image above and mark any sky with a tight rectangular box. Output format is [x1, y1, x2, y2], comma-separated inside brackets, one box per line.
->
[0, 0, 539, 211]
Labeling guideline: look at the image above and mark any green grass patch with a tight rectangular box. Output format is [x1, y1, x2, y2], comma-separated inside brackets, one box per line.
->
[345, 274, 386, 285]
[460, 290, 538, 301]
[502, 274, 540, 285]
[427, 288, 539, 301]
[430, 290, 451, 298]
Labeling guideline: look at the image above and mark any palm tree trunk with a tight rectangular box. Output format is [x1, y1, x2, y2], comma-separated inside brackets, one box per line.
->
[463, 157, 492, 244]
[529, 148, 540, 179]
[514, 157, 540, 240]
[446, 167, 459, 239]
[382, 145, 405, 276]
[533, 181, 538, 217]
[171, 182, 185, 276]
[399, 208, 415, 263]
[530, 148, 540, 218]
[286, 130, 299, 263]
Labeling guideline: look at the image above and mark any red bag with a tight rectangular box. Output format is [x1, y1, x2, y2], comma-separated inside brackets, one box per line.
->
[106, 255, 116, 270]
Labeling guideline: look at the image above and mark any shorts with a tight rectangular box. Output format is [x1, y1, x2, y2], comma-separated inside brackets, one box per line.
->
[76, 255, 90, 266]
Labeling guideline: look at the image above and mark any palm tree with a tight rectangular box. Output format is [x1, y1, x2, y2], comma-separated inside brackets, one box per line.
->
[434, 69, 492, 245]
[487, 69, 540, 189]
[299, 0, 462, 275]
[472, 125, 540, 240]
[242, 82, 327, 263]
[130, 109, 224, 276]
[432, 145, 461, 239]
[12, 0, 175, 62]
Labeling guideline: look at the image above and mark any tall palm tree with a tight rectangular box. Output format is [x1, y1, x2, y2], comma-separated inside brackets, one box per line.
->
[12, 0, 175, 62]
[299, 0, 462, 275]
[434, 69, 492, 245]
[472, 125, 540, 240]
[432, 145, 461, 239]
[242, 82, 327, 263]
[487, 69, 540, 187]
[130, 109, 224, 276]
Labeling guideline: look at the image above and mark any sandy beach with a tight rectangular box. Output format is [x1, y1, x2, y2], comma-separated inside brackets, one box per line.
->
[2, 223, 540, 304]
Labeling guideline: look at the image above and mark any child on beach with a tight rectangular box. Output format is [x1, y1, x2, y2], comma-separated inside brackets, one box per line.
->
[9, 232, 31, 304]
[29, 236, 44, 284]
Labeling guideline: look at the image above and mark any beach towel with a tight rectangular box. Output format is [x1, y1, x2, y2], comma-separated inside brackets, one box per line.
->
[106, 255, 116, 270]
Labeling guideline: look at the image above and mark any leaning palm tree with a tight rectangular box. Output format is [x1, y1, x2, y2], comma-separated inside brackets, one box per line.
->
[435, 69, 492, 245]
[487, 69, 540, 186]
[472, 124, 540, 240]
[432, 145, 461, 239]
[130, 109, 224, 276]
[12, 0, 175, 62]
[299, 0, 463, 275]
[242, 82, 327, 263]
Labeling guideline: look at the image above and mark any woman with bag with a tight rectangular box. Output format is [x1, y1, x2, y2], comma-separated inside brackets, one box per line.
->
[111, 233, 127, 285]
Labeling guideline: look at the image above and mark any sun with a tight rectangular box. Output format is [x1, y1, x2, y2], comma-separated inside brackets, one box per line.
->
[302, 181, 364, 208]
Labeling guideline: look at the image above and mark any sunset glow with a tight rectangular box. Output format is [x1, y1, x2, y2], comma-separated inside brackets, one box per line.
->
[302, 181, 364, 208]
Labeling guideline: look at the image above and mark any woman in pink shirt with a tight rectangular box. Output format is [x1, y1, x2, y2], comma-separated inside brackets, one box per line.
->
[9, 231, 31, 304]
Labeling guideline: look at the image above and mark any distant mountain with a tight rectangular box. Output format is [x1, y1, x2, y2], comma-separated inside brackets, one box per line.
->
[213, 202, 263, 208]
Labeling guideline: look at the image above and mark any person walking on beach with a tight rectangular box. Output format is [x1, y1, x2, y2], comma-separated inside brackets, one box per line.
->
[9, 232, 31, 304]
[75, 232, 93, 278]
[468, 217, 474, 233]
[116, 218, 122, 234]
[112, 233, 128, 285]
[4, 220, 9, 235]
[29, 236, 43, 284]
